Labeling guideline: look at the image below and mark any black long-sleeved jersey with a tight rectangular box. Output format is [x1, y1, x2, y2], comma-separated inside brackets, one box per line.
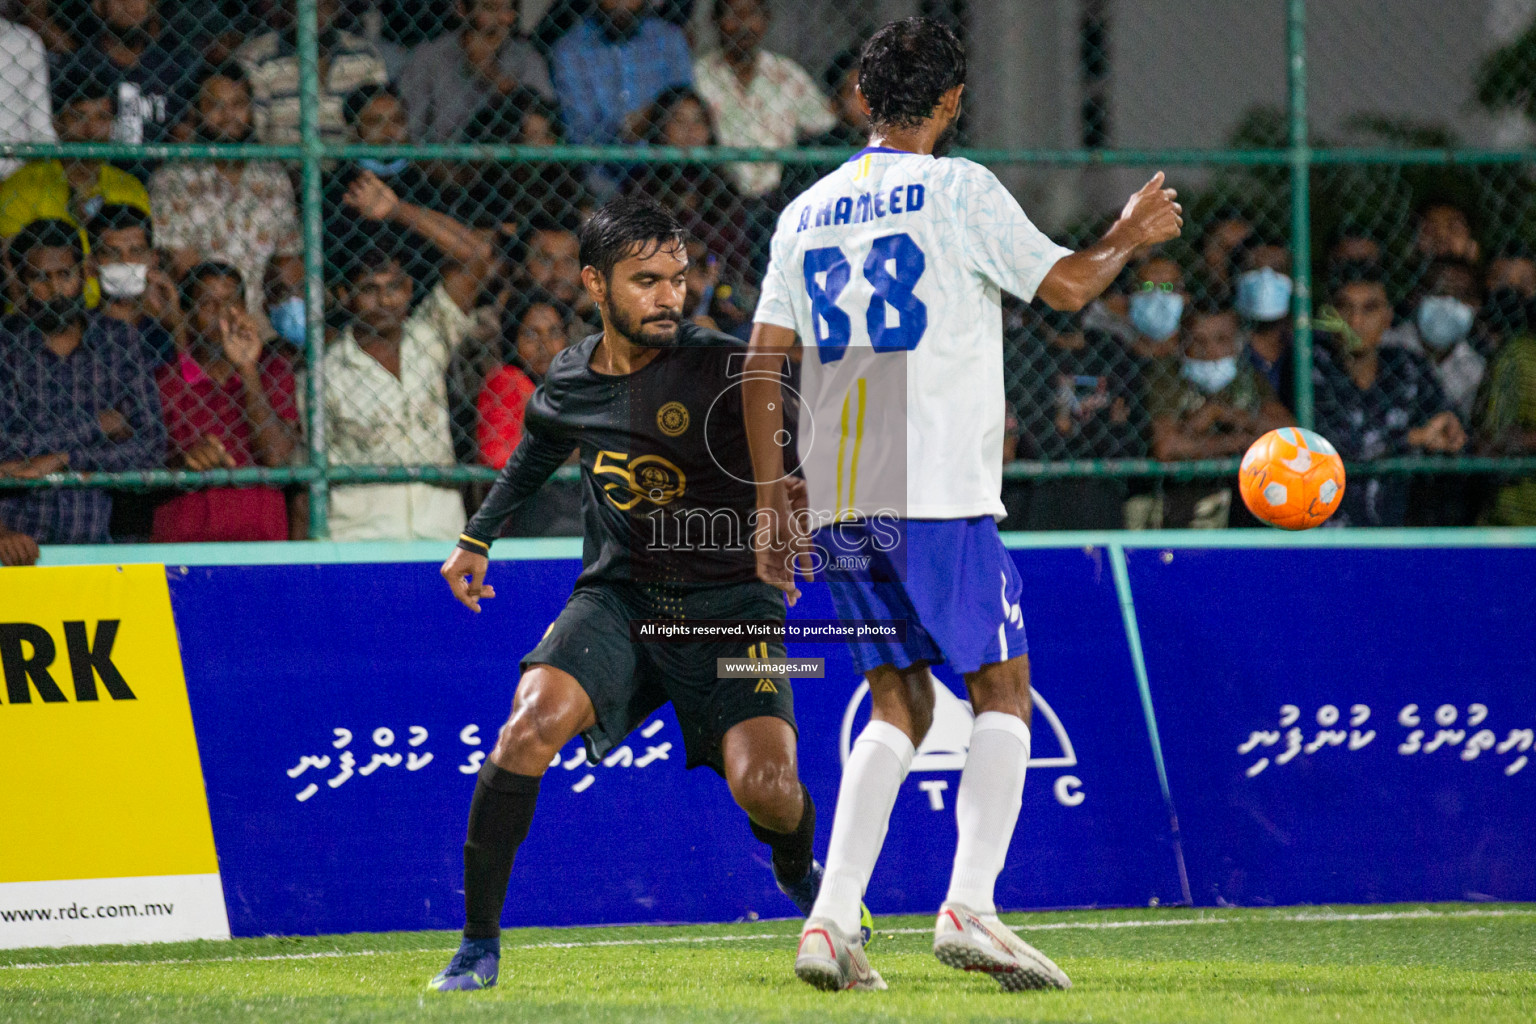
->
[458, 323, 766, 586]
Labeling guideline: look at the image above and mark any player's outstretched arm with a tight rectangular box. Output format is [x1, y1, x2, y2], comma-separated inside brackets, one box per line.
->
[743, 322, 810, 606]
[1036, 172, 1184, 313]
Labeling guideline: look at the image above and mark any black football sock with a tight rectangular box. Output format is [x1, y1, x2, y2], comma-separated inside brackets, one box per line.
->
[751, 783, 816, 884]
[462, 761, 541, 941]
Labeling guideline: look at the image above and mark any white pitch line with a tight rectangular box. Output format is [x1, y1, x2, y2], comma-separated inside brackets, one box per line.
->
[2, 907, 1531, 973]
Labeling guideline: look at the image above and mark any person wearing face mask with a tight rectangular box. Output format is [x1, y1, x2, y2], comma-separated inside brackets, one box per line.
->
[87, 204, 181, 366]
[1313, 262, 1466, 528]
[1230, 234, 1295, 407]
[1148, 303, 1294, 528]
[1126, 255, 1188, 363]
[1384, 258, 1486, 424]
[1392, 258, 1488, 526]
[0, 218, 166, 558]
[150, 62, 302, 328]
[262, 253, 311, 359]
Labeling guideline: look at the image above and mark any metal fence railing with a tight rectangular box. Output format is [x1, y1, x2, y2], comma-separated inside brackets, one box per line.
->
[3, 0, 1536, 541]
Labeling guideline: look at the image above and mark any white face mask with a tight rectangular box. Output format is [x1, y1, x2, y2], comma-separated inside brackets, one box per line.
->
[1181, 355, 1240, 394]
[97, 262, 149, 299]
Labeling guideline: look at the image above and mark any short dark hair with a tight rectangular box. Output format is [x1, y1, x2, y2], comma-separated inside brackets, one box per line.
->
[642, 85, 715, 145]
[11, 218, 84, 267]
[1422, 256, 1481, 297]
[822, 45, 862, 96]
[578, 196, 686, 281]
[858, 17, 965, 132]
[334, 221, 406, 287]
[460, 88, 563, 144]
[50, 61, 115, 115]
[87, 204, 155, 250]
[180, 260, 246, 309]
[1329, 259, 1386, 300]
[1491, 240, 1536, 264]
[194, 60, 250, 101]
[343, 82, 401, 127]
[502, 287, 573, 365]
[713, 0, 765, 22]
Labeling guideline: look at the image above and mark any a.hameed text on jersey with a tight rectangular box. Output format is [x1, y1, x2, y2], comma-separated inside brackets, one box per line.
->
[755, 147, 1072, 523]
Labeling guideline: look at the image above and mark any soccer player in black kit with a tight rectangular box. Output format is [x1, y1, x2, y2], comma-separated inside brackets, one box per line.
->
[429, 197, 829, 991]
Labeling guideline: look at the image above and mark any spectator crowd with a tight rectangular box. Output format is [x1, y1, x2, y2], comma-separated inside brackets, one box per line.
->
[2, 0, 1535, 565]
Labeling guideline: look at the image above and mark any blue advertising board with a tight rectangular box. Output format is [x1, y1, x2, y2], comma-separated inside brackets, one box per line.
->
[167, 546, 1180, 938]
[1127, 545, 1536, 907]
[141, 533, 1536, 938]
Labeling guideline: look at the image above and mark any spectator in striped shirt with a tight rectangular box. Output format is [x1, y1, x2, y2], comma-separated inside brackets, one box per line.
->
[0, 218, 165, 556]
[234, 0, 388, 145]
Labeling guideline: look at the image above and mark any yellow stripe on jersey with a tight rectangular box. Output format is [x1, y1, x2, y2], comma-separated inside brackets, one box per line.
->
[846, 378, 867, 519]
[835, 387, 851, 518]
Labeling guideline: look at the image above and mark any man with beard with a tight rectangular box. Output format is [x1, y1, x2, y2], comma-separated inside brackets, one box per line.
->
[429, 197, 842, 991]
[150, 62, 302, 327]
[0, 218, 165, 560]
[63, 0, 201, 152]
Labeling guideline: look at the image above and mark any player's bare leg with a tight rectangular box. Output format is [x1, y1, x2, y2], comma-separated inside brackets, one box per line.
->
[932, 655, 1070, 990]
[795, 662, 934, 991]
[721, 715, 829, 914]
[430, 664, 595, 992]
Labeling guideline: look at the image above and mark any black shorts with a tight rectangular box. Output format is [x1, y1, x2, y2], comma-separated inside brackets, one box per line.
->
[520, 580, 794, 773]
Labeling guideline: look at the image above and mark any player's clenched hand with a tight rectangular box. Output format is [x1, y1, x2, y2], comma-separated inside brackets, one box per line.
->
[441, 547, 497, 612]
[1118, 172, 1184, 249]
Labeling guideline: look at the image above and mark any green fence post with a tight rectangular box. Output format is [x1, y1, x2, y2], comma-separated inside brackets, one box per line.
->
[296, 0, 329, 538]
[1287, 0, 1315, 429]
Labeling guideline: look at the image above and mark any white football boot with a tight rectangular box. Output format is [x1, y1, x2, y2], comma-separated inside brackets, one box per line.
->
[933, 902, 1072, 991]
[794, 916, 887, 991]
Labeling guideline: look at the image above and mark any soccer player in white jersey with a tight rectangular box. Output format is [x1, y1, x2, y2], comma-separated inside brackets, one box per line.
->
[743, 18, 1183, 992]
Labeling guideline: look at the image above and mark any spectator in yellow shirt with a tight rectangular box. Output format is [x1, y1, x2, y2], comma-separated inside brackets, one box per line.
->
[0, 63, 150, 307]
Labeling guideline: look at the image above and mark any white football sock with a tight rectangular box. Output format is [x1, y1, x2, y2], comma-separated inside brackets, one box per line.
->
[944, 711, 1031, 915]
[810, 719, 914, 937]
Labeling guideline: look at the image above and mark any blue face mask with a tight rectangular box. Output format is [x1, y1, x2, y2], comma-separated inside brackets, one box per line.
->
[1129, 290, 1185, 341]
[1416, 296, 1474, 351]
[269, 296, 306, 345]
[1181, 355, 1240, 394]
[1235, 267, 1293, 322]
[358, 157, 409, 177]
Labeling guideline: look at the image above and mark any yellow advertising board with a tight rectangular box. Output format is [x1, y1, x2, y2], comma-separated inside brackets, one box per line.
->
[0, 564, 229, 948]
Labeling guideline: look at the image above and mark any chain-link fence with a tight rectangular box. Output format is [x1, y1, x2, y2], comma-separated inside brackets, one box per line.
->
[2, 0, 1535, 550]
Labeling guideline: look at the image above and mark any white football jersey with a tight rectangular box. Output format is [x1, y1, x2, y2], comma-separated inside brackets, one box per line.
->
[755, 148, 1071, 522]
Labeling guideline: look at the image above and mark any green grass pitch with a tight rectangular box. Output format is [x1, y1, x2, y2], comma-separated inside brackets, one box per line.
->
[2, 903, 1533, 1023]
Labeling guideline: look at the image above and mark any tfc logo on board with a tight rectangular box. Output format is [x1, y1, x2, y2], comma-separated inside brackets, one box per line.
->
[839, 681, 1084, 810]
